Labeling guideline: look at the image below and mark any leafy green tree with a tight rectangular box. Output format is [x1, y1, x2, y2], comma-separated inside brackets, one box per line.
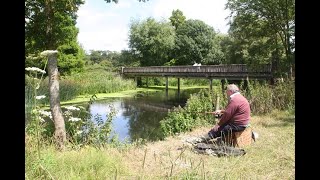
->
[118, 50, 140, 67]
[128, 18, 175, 66]
[226, 0, 295, 78]
[102, 50, 121, 67]
[25, 0, 85, 74]
[174, 19, 224, 65]
[57, 41, 85, 75]
[169, 9, 186, 30]
[87, 50, 121, 67]
[89, 50, 104, 64]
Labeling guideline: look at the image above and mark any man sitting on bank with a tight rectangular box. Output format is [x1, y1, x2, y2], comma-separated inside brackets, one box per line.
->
[208, 84, 251, 140]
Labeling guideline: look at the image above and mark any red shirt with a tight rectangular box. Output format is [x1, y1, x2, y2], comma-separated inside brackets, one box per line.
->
[218, 92, 250, 126]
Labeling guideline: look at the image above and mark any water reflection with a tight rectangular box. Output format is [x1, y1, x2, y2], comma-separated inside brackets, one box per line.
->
[87, 88, 203, 143]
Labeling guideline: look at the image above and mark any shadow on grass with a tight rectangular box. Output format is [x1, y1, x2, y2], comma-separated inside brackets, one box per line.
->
[261, 116, 295, 128]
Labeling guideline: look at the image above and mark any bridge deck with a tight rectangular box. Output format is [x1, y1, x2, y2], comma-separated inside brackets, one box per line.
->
[121, 64, 272, 80]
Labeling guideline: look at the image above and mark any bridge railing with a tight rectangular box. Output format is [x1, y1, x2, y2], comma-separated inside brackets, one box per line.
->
[122, 64, 271, 74]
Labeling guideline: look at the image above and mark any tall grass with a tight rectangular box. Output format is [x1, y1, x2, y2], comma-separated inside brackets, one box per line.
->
[160, 89, 216, 136]
[25, 67, 136, 104]
[160, 80, 295, 136]
[242, 80, 295, 114]
[26, 110, 294, 179]
[25, 141, 129, 179]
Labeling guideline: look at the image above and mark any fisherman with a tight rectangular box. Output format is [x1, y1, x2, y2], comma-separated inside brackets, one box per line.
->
[208, 84, 251, 140]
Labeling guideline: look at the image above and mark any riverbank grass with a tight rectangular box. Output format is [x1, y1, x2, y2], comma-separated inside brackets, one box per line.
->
[26, 109, 294, 179]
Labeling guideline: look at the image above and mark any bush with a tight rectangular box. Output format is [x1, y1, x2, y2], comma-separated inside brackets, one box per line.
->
[160, 80, 295, 137]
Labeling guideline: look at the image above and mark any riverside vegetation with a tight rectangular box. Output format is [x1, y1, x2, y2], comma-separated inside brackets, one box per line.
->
[25, 65, 295, 179]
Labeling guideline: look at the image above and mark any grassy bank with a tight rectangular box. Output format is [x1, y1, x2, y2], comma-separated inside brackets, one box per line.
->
[25, 110, 294, 179]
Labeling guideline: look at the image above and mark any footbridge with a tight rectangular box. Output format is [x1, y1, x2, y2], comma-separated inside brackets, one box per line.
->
[121, 64, 272, 95]
[121, 64, 271, 80]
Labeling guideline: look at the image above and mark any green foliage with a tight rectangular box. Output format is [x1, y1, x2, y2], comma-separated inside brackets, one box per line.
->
[26, 102, 119, 149]
[140, 77, 214, 87]
[25, 0, 84, 52]
[25, 0, 86, 75]
[86, 50, 123, 69]
[118, 49, 140, 67]
[77, 104, 118, 146]
[25, 68, 136, 103]
[160, 80, 295, 137]
[169, 9, 186, 30]
[242, 80, 295, 114]
[129, 18, 175, 66]
[160, 89, 215, 136]
[25, 144, 127, 179]
[57, 41, 86, 75]
[226, 0, 295, 77]
[174, 19, 223, 65]
[163, 59, 177, 66]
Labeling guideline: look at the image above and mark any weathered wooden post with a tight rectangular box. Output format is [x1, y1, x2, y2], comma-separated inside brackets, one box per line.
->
[42, 50, 66, 151]
[165, 76, 169, 98]
[146, 77, 148, 87]
[177, 78, 180, 98]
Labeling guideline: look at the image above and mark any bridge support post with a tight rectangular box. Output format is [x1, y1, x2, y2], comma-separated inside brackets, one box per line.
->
[177, 78, 180, 98]
[136, 77, 142, 87]
[221, 79, 226, 94]
[146, 77, 148, 87]
[209, 78, 213, 91]
[165, 76, 169, 98]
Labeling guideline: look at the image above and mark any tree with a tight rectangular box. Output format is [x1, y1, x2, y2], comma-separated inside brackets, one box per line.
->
[25, 0, 85, 74]
[169, 9, 186, 30]
[226, 0, 295, 78]
[129, 18, 175, 66]
[25, 0, 150, 149]
[118, 50, 140, 67]
[219, 34, 246, 64]
[57, 41, 85, 75]
[174, 19, 224, 65]
[26, 0, 86, 150]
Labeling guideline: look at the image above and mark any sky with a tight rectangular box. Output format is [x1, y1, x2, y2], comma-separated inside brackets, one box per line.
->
[76, 0, 231, 53]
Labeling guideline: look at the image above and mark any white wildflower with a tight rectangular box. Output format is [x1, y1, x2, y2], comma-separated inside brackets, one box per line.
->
[40, 50, 58, 56]
[65, 106, 80, 111]
[69, 117, 81, 122]
[39, 110, 51, 118]
[27, 56, 40, 60]
[25, 67, 46, 74]
[63, 111, 72, 117]
[35, 95, 46, 100]
[76, 130, 83, 135]
[39, 117, 45, 123]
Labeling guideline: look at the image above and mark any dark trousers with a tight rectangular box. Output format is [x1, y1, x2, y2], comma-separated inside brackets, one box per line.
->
[208, 123, 247, 139]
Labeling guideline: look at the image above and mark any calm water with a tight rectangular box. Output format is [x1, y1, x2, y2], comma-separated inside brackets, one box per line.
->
[86, 88, 203, 142]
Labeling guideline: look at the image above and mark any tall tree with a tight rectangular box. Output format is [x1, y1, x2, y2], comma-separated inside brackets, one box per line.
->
[26, 0, 85, 150]
[174, 19, 224, 65]
[226, 0, 295, 78]
[25, 0, 84, 52]
[25, 0, 85, 75]
[169, 9, 186, 30]
[129, 18, 175, 66]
